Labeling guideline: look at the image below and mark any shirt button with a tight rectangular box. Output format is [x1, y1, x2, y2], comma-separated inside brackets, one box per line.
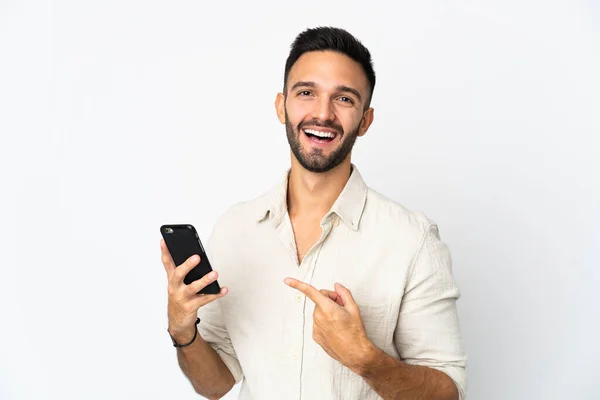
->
[333, 218, 340, 226]
[293, 352, 299, 359]
[296, 294, 303, 302]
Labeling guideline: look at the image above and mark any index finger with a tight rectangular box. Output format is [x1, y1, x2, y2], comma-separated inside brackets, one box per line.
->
[284, 278, 330, 308]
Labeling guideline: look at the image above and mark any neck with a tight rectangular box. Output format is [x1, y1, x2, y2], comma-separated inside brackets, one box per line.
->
[287, 155, 352, 219]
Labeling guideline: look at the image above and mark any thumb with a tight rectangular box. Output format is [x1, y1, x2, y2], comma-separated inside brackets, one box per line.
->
[334, 282, 359, 313]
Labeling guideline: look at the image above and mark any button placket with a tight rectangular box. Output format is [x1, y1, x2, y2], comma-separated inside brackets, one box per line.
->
[297, 224, 332, 399]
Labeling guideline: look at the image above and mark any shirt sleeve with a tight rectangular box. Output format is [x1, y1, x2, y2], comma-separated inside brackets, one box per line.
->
[196, 300, 244, 384]
[394, 222, 468, 399]
[195, 214, 244, 385]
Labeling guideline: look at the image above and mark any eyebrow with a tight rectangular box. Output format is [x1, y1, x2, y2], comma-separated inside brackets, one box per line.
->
[290, 81, 363, 103]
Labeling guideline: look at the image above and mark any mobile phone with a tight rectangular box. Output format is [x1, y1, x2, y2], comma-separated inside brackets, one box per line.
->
[160, 224, 221, 295]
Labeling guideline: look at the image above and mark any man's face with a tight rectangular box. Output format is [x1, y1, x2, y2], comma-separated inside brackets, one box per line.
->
[276, 51, 374, 173]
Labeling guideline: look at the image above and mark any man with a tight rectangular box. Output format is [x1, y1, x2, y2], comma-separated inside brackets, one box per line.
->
[161, 27, 467, 399]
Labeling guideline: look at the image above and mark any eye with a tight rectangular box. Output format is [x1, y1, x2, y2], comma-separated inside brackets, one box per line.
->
[338, 96, 354, 104]
[298, 90, 312, 96]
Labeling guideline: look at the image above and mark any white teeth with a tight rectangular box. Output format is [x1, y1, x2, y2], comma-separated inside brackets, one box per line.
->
[304, 129, 335, 138]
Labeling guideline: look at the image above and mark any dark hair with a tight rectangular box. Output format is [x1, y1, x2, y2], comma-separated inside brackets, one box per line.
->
[283, 27, 376, 108]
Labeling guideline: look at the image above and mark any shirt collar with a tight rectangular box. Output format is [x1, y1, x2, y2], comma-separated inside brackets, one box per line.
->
[256, 164, 368, 231]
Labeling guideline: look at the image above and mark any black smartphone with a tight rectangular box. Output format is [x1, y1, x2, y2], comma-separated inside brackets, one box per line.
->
[160, 224, 221, 295]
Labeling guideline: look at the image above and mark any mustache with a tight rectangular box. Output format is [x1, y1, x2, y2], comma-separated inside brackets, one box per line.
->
[297, 119, 344, 135]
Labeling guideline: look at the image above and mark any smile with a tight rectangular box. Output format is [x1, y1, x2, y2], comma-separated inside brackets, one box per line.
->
[302, 128, 338, 143]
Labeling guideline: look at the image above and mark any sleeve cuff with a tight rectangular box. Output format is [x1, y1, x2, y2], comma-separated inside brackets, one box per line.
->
[428, 365, 467, 400]
[214, 346, 244, 385]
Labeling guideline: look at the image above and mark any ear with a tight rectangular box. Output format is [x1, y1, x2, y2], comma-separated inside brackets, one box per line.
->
[275, 92, 286, 124]
[357, 107, 374, 137]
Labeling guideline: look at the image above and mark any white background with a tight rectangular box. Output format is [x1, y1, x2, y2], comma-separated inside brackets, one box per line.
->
[1, 1, 598, 399]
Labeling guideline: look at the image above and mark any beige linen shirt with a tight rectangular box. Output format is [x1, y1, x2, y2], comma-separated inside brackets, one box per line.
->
[198, 165, 467, 399]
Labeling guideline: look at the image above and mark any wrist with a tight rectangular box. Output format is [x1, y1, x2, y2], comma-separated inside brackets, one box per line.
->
[348, 339, 380, 376]
[168, 327, 195, 343]
[168, 318, 200, 346]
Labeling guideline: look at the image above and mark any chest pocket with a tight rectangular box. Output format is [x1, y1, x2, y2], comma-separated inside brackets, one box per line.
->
[355, 301, 393, 352]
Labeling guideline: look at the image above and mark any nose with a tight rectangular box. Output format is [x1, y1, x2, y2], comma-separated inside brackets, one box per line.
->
[313, 95, 335, 122]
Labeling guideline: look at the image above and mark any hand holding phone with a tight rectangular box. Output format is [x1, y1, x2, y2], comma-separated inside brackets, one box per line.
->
[160, 224, 228, 339]
[161, 224, 221, 295]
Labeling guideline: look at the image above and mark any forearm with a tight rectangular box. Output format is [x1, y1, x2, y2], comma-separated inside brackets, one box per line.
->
[351, 345, 458, 400]
[173, 330, 235, 399]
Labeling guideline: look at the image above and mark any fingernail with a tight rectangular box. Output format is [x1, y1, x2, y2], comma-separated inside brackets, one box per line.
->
[192, 255, 199, 263]
[208, 271, 216, 279]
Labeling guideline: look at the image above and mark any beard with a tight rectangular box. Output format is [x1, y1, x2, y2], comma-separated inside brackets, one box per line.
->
[285, 109, 360, 173]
